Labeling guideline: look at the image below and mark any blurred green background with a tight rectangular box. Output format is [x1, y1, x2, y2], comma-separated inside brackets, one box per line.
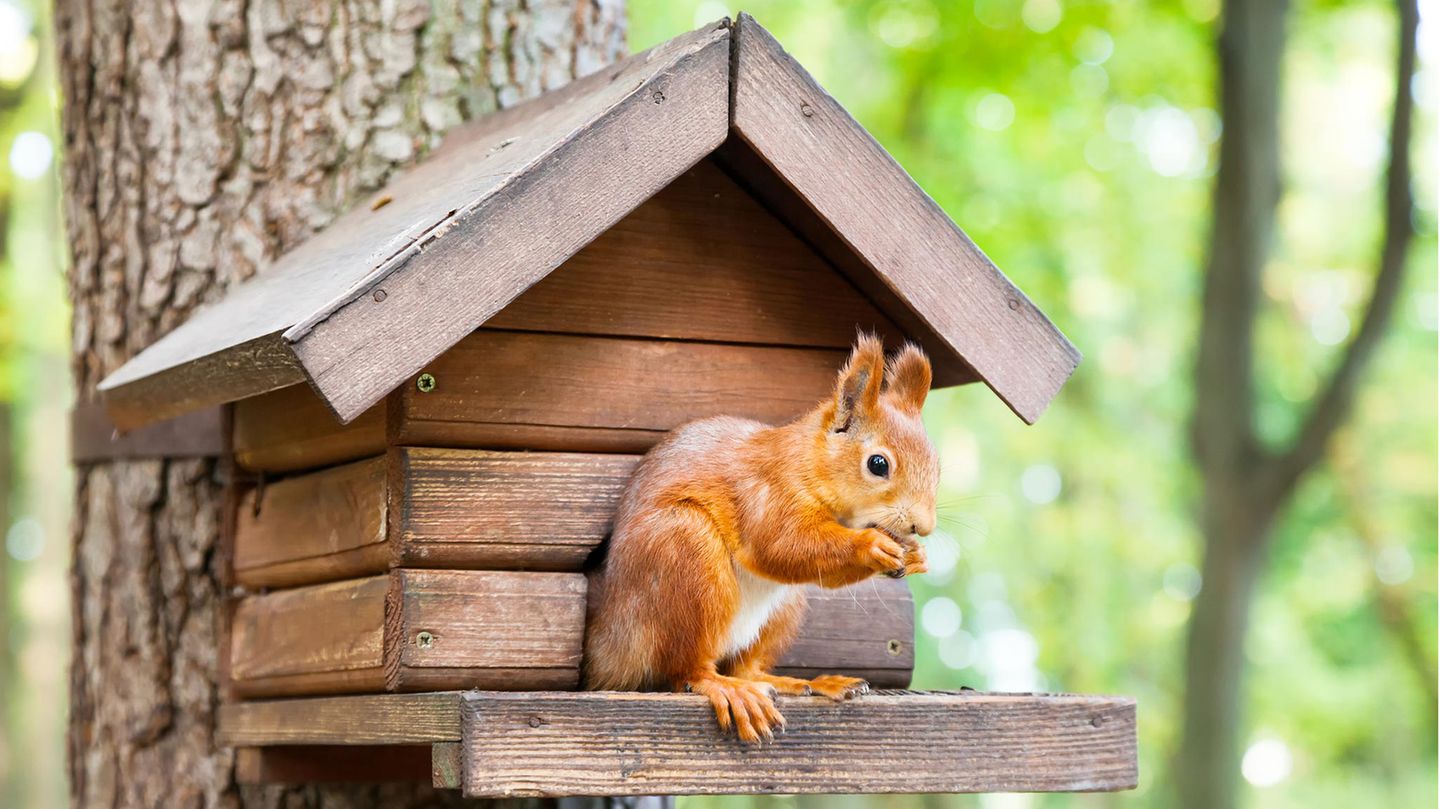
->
[0, 0, 1435, 807]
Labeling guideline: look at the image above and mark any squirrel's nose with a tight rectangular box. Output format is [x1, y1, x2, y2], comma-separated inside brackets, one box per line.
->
[912, 510, 935, 537]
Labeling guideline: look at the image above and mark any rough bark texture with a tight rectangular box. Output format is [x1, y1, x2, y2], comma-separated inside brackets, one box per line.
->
[1177, 0, 1418, 807]
[58, 2, 625, 807]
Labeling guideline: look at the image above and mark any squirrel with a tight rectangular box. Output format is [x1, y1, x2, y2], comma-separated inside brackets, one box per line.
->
[583, 334, 938, 744]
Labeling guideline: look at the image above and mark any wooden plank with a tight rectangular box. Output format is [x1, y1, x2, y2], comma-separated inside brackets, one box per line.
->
[386, 569, 587, 692]
[71, 401, 226, 463]
[235, 745, 433, 784]
[234, 456, 389, 588]
[776, 579, 913, 688]
[291, 24, 733, 423]
[101, 332, 305, 430]
[432, 742, 464, 790]
[217, 692, 466, 746]
[97, 21, 734, 427]
[229, 576, 389, 698]
[486, 159, 898, 348]
[233, 383, 386, 473]
[730, 13, 1080, 424]
[459, 691, 1138, 797]
[397, 331, 843, 445]
[713, 138, 980, 391]
[396, 448, 639, 571]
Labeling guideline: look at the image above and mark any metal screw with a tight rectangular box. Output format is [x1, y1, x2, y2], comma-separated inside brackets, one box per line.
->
[416, 373, 436, 393]
[800, 102, 815, 118]
[372, 288, 387, 302]
[528, 716, 543, 729]
[1090, 715, 1104, 728]
[652, 89, 665, 104]
[415, 631, 435, 649]
[1007, 298, 1021, 311]
[886, 639, 904, 656]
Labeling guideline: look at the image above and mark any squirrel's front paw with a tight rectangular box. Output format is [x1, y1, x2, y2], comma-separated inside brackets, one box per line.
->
[897, 541, 928, 578]
[858, 529, 906, 576]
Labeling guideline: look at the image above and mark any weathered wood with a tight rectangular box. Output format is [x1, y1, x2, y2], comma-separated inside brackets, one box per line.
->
[293, 25, 733, 423]
[777, 579, 913, 687]
[398, 331, 843, 444]
[217, 692, 467, 746]
[70, 401, 227, 463]
[395, 448, 640, 571]
[233, 383, 386, 473]
[431, 742, 464, 790]
[233, 456, 390, 588]
[97, 21, 730, 428]
[729, 13, 1079, 424]
[229, 576, 390, 698]
[459, 691, 1138, 797]
[229, 570, 587, 697]
[235, 745, 433, 785]
[385, 569, 588, 692]
[487, 159, 898, 347]
[713, 137, 981, 391]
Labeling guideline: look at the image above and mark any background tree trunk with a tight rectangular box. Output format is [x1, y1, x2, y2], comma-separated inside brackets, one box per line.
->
[1177, 0, 1417, 806]
[58, 2, 625, 806]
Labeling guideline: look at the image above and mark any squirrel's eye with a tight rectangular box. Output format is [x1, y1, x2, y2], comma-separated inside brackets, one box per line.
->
[866, 454, 890, 478]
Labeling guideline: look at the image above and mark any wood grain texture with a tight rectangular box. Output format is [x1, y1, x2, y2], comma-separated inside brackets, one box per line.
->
[459, 691, 1138, 797]
[233, 383, 386, 473]
[486, 159, 898, 347]
[396, 448, 640, 570]
[234, 456, 390, 588]
[96, 21, 722, 427]
[235, 745, 433, 785]
[229, 576, 389, 698]
[730, 14, 1079, 424]
[776, 579, 914, 687]
[294, 24, 734, 423]
[713, 137, 981, 391]
[399, 331, 843, 440]
[217, 692, 467, 746]
[386, 569, 588, 691]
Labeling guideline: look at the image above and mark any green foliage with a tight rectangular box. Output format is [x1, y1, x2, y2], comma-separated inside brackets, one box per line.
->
[632, 2, 1437, 808]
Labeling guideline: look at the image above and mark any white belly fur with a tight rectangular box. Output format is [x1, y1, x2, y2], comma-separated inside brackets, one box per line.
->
[723, 565, 795, 658]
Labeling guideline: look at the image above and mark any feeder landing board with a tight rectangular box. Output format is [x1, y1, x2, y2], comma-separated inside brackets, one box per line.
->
[221, 691, 1138, 796]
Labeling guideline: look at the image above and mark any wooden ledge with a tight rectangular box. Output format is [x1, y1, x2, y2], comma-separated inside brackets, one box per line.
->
[221, 690, 1137, 796]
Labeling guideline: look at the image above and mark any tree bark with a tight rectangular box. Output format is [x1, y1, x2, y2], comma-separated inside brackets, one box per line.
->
[1177, 0, 1418, 806]
[58, 2, 625, 807]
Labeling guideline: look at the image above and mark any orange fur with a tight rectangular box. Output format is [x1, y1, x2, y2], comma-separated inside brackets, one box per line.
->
[583, 336, 939, 743]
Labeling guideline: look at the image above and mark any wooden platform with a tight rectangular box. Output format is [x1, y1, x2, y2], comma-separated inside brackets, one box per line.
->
[220, 690, 1138, 797]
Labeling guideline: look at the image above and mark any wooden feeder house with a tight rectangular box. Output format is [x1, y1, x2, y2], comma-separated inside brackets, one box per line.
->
[94, 14, 1135, 799]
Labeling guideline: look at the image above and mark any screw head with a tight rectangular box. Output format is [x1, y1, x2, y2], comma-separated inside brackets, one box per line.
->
[800, 102, 815, 117]
[415, 631, 435, 649]
[372, 288, 387, 302]
[416, 373, 436, 393]
[886, 639, 904, 656]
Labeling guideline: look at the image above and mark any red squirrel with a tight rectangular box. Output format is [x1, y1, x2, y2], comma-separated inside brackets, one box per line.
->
[583, 335, 938, 743]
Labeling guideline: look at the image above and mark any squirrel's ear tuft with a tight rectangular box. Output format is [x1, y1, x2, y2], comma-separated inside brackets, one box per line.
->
[832, 333, 885, 432]
[884, 342, 932, 414]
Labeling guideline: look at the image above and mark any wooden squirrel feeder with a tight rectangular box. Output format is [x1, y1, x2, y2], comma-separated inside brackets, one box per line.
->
[95, 14, 1133, 798]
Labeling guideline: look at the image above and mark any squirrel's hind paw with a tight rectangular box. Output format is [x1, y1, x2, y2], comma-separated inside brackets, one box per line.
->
[687, 675, 786, 745]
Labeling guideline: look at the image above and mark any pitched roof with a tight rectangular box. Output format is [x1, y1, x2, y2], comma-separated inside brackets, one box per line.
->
[99, 14, 1078, 428]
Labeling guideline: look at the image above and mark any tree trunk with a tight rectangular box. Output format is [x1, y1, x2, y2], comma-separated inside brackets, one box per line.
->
[1176, 485, 1274, 809]
[1178, 0, 1416, 805]
[58, 2, 625, 807]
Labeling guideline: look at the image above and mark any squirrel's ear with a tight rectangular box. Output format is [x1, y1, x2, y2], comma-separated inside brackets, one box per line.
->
[884, 343, 932, 414]
[832, 334, 885, 432]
